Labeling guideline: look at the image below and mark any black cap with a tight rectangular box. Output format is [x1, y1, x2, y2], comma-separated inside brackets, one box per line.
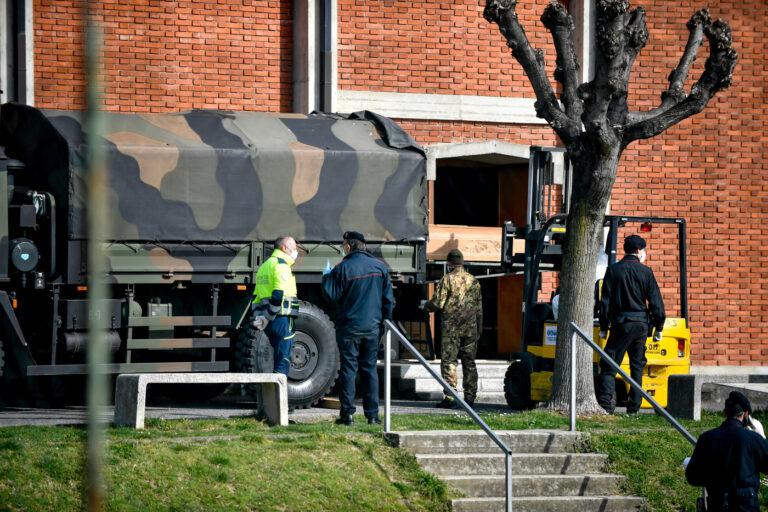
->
[725, 390, 752, 416]
[624, 234, 646, 253]
[343, 231, 366, 243]
[447, 249, 464, 265]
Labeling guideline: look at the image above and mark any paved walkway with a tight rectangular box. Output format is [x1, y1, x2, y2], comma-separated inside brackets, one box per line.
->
[0, 396, 513, 427]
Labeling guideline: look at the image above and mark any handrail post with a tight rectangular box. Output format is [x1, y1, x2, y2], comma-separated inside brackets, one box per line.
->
[569, 331, 576, 432]
[383, 320, 514, 511]
[385, 329, 392, 433]
[568, 322, 697, 446]
[505, 452, 513, 512]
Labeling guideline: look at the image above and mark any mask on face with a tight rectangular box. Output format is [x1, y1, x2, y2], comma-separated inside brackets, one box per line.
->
[639, 249, 647, 263]
[289, 249, 299, 261]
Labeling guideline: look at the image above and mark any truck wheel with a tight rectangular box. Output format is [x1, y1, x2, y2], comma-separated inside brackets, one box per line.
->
[504, 357, 533, 411]
[235, 301, 339, 409]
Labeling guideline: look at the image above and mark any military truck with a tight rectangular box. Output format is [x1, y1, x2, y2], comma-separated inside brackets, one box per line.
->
[0, 103, 427, 408]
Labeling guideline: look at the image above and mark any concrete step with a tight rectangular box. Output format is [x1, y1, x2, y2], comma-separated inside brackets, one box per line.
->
[386, 430, 583, 454]
[391, 360, 510, 403]
[405, 378, 505, 392]
[451, 496, 643, 512]
[413, 390, 507, 403]
[390, 360, 510, 379]
[415, 452, 608, 476]
[443, 474, 624, 497]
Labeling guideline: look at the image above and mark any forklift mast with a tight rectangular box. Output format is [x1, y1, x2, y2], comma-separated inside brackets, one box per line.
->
[508, 147, 689, 350]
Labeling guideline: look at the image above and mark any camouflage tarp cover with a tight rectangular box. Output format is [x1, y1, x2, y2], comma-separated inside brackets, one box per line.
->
[0, 104, 427, 243]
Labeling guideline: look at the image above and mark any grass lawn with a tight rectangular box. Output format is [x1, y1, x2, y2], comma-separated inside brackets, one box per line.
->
[1, 409, 766, 511]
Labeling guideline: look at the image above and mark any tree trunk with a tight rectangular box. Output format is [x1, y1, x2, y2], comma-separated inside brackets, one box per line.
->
[482, 0, 736, 415]
[546, 146, 619, 415]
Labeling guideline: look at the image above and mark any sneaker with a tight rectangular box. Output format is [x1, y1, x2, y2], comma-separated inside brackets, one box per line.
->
[465, 399, 475, 408]
[367, 416, 381, 425]
[435, 398, 459, 409]
[334, 414, 354, 426]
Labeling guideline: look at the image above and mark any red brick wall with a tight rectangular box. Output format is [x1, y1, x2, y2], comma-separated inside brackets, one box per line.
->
[28, 0, 766, 365]
[338, 0, 562, 97]
[615, 0, 768, 365]
[34, 0, 293, 112]
[396, 119, 559, 147]
[391, 0, 768, 366]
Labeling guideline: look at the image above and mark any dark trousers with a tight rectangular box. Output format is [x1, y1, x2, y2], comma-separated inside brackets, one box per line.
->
[265, 316, 295, 375]
[338, 333, 379, 419]
[707, 488, 760, 512]
[597, 321, 648, 413]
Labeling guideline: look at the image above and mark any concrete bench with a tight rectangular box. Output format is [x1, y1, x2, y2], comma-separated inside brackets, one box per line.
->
[667, 374, 768, 420]
[114, 373, 288, 428]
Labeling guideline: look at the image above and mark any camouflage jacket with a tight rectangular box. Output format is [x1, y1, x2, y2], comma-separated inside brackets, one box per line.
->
[425, 266, 482, 338]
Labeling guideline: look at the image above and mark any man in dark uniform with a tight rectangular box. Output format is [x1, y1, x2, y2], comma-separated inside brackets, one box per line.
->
[686, 391, 768, 511]
[597, 234, 665, 414]
[321, 231, 393, 426]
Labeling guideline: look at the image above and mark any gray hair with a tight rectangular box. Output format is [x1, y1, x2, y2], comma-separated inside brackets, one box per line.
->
[274, 235, 293, 252]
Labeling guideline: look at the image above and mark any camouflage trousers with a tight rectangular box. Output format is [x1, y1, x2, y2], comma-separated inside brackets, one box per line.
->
[440, 335, 478, 402]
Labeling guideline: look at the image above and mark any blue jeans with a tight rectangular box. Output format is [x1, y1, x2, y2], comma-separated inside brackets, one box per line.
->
[265, 316, 295, 375]
[338, 333, 379, 419]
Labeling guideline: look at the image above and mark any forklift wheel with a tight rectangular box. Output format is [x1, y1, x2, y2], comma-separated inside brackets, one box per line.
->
[504, 359, 534, 411]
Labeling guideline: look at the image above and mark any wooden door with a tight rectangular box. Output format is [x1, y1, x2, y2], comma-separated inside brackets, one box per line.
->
[497, 165, 528, 355]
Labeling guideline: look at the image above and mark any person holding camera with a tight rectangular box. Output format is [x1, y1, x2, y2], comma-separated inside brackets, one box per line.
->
[686, 391, 768, 511]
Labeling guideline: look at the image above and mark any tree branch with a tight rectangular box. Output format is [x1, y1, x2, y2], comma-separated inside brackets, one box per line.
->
[484, 0, 581, 143]
[580, 0, 647, 130]
[624, 17, 737, 143]
[541, 2, 583, 122]
[626, 9, 709, 125]
[606, 6, 648, 125]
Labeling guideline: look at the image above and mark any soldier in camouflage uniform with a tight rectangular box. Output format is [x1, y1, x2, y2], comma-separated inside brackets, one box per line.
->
[422, 249, 483, 408]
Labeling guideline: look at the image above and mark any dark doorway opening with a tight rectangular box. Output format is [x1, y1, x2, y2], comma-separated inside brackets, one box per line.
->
[432, 159, 528, 359]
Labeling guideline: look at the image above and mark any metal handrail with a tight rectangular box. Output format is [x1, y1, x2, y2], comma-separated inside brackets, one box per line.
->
[568, 322, 706, 507]
[567, 322, 697, 445]
[383, 319, 514, 512]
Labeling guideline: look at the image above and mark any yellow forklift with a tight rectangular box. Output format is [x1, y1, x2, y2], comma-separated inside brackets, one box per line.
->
[502, 212, 692, 411]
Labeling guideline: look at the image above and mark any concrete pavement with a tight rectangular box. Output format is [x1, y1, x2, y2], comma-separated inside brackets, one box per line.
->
[0, 396, 513, 428]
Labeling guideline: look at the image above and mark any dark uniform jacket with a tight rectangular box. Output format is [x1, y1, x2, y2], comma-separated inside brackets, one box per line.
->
[598, 254, 665, 333]
[321, 250, 394, 338]
[686, 418, 768, 511]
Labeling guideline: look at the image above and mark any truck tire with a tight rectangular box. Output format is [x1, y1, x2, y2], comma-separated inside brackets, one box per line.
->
[235, 301, 339, 409]
[504, 354, 534, 411]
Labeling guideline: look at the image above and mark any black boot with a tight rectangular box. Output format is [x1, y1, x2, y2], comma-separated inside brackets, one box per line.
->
[435, 398, 459, 409]
[335, 414, 354, 425]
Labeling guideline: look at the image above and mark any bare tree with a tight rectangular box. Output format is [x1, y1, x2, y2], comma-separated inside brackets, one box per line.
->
[484, 0, 737, 414]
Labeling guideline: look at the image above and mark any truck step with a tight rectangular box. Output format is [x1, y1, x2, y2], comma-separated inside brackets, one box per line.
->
[127, 315, 231, 328]
[127, 338, 230, 350]
[27, 361, 229, 376]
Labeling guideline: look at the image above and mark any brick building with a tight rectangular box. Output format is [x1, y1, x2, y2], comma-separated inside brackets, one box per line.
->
[1, 0, 765, 370]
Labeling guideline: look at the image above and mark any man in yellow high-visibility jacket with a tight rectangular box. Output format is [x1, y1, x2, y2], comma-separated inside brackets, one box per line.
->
[252, 236, 300, 375]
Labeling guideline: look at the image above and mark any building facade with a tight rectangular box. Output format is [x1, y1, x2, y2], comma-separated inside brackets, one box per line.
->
[1, 0, 765, 369]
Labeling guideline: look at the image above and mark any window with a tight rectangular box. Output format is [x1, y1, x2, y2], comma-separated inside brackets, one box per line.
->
[1, 0, 31, 104]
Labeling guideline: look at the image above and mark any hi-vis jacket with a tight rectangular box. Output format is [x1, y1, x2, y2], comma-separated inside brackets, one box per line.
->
[252, 249, 299, 319]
